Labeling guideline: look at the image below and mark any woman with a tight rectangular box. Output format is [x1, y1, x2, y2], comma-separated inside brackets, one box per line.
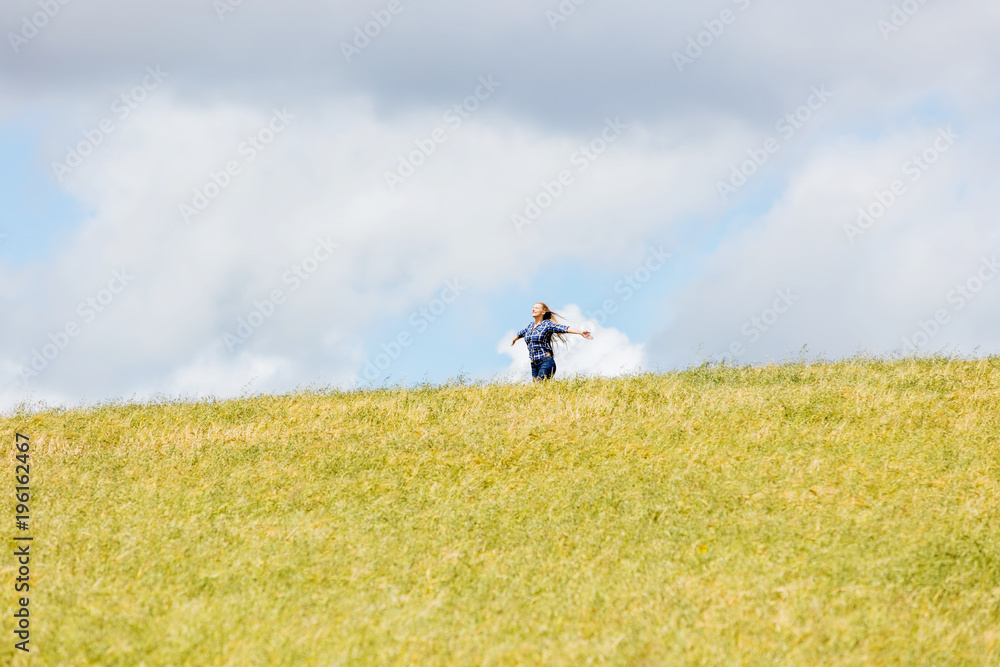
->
[511, 302, 593, 381]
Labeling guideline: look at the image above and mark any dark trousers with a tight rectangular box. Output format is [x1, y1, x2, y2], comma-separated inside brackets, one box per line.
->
[530, 355, 556, 381]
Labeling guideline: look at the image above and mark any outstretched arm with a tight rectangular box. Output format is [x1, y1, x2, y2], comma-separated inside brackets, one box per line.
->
[565, 327, 593, 340]
[512, 325, 531, 346]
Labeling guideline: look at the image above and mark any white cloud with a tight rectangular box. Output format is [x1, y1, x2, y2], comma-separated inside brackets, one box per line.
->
[647, 122, 1000, 367]
[0, 96, 719, 408]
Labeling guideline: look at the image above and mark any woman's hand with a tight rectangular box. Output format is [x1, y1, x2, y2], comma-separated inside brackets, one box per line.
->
[581, 331, 593, 340]
[511, 337, 518, 346]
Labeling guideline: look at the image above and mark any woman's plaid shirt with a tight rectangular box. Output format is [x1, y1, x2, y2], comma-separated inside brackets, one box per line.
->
[517, 320, 570, 361]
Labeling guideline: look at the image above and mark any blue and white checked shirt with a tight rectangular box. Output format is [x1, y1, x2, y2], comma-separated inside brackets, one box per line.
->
[517, 320, 570, 361]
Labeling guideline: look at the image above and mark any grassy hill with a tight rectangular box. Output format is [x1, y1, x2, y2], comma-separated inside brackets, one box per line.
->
[4, 357, 1000, 665]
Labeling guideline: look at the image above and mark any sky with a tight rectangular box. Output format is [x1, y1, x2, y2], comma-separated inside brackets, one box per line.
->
[2, 0, 999, 410]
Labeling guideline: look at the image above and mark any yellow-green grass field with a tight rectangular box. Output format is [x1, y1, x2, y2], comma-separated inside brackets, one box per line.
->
[3, 357, 1000, 665]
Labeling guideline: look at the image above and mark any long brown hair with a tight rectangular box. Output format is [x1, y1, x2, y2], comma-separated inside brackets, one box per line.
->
[536, 302, 568, 347]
